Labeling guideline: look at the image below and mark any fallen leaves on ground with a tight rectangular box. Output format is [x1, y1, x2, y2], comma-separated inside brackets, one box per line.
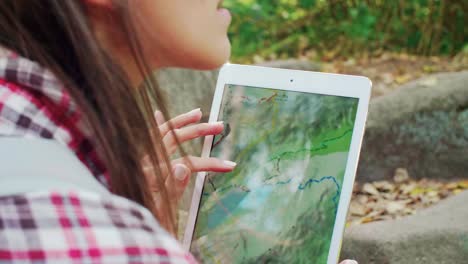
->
[347, 168, 468, 226]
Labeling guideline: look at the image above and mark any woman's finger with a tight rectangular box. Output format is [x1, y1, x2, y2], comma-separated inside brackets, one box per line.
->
[157, 108, 202, 137]
[163, 122, 224, 154]
[172, 156, 236, 173]
[154, 110, 166, 125]
[165, 163, 191, 202]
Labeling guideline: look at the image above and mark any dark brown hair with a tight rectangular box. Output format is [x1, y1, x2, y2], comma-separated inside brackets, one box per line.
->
[0, 1, 177, 234]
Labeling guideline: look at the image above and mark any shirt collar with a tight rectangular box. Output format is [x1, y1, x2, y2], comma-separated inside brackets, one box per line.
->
[0, 46, 75, 109]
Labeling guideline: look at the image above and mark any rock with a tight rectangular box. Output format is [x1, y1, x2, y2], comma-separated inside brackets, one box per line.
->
[341, 190, 468, 264]
[157, 68, 219, 121]
[358, 71, 468, 182]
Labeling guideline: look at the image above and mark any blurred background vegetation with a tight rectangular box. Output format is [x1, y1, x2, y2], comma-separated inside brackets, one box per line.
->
[224, 0, 467, 63]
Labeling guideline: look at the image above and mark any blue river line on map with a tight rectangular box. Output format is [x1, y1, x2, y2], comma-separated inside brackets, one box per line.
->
[201, 174, 341, 231]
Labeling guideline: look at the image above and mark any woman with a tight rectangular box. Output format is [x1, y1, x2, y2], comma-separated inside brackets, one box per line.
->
[0, 1, 357, 263]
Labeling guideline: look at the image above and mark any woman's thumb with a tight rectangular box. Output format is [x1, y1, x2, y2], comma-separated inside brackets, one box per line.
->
[173, 164, 190, 182]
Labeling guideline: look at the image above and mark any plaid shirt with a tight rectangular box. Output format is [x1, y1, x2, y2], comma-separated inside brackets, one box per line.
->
[0, 50, 197, 263]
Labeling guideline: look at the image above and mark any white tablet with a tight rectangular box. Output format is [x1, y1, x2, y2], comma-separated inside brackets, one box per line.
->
[183, 64, 371, 264]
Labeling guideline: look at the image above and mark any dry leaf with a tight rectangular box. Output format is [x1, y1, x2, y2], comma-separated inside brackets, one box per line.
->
[382, 192, 398, 200]
[386, 201, 406, 214]
[374, 181, 395, 192]
[381, 73, 394, 84]
[446, 182, 459, 190]
[349, 201, 367, 216]
[362, 183, 380, 196]
[394, 168, 410, 183]
[459, 180, 468, 189]
[410, 187, 426, 196]
[395, 74, 410, 84]
[356, 195, 368, 204]
[400, 183, 416, 194]
[360, 217, 374, 224]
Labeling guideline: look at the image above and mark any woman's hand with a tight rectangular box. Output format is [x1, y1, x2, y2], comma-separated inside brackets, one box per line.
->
[143, 108, 236, 220]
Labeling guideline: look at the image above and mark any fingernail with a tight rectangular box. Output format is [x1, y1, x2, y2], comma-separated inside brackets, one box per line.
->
[173, 165, 188, 181]
[341, 260, 358, 264]
[213, 121, 224, 126]
[154, 111, 164, 124]
[223, 160, 237, 168]
[188, 108, 201, 116]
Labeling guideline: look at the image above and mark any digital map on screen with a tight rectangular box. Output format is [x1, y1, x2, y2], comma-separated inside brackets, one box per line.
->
[191, 84, 359, 263]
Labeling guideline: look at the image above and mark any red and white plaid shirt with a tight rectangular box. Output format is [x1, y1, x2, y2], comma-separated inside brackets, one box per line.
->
[0, 50, 197, 263]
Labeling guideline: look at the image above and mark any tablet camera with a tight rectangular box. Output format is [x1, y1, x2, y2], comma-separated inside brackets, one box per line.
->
[290, 79, 294, 82]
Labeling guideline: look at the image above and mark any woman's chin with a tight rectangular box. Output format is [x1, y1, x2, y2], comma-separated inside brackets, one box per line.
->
[199, 41, 232, 70]
[206, 53, 231, 70]
[186, 44, 231, 70]
[161, 38, 231, 70]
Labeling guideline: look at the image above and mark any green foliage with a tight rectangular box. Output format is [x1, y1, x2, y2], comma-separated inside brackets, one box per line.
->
[225, 0, 467, 62]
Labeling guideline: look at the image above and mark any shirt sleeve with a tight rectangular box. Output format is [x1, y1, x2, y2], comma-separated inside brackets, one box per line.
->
[0, 190, 198, 263]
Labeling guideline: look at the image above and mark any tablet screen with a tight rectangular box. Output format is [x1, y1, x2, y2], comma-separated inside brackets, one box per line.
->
[191, 84, 359, 263]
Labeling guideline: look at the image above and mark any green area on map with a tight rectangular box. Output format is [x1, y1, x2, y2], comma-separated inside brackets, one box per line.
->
[191, 85, 358, 263]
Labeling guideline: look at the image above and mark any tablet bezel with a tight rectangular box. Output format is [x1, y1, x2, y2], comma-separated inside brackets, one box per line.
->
[183, 63, 371, 264]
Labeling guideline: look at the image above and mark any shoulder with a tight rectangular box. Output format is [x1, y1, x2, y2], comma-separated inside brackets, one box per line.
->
[0, 191, 197, 263]
[0, 74, 111, 188]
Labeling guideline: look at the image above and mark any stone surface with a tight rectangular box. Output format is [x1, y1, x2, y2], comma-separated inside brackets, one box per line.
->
[157, 68, 218, 120]
[341, 190, 468, 264]
[358, 71, 468, 182]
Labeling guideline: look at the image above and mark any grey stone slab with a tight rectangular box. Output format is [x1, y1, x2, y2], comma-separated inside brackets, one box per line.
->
[341, 190, 468, 264]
